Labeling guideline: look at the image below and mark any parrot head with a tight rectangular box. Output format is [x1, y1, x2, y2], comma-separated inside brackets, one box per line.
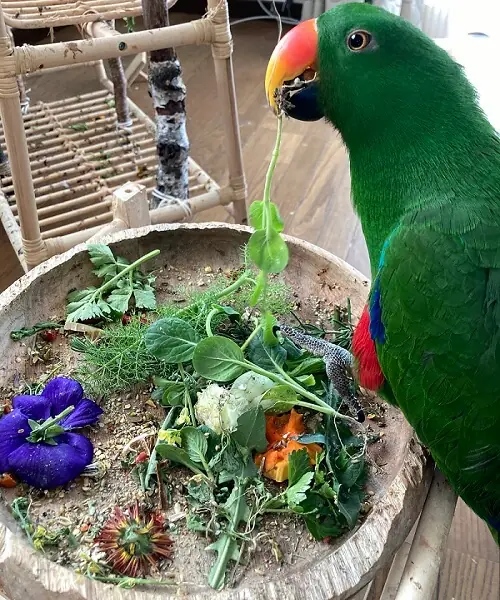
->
[265, 3, 498, 271]
[265, 3, 484, 148]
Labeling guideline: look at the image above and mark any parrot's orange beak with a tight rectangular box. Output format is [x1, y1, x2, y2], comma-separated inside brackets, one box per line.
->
[265, 18, 319, 114]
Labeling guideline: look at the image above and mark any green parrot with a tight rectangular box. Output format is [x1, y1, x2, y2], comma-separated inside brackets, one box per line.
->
[265, 3, 500, 545]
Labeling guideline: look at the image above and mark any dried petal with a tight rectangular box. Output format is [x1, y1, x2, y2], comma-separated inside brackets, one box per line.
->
[0, 410, 31, 473]
[59, 399, 103, 430]
[42, 377, 84, 414]
[7, 432, 93, 489]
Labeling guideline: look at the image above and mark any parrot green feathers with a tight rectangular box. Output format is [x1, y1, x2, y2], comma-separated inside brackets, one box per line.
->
[265, 3, 500, 542]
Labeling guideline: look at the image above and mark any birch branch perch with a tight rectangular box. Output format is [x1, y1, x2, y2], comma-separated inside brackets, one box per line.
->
[142, 0, 190, 210]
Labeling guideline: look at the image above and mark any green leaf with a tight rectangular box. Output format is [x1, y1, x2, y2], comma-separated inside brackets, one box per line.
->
[337, 490, 362, 528]
[207, 536, 241, 590]
[288, 357, 326, 377]
[297, 433, 326, 445]
[207, 481, 250, 590]
[318, 481, 337, 500]
[66, 298, 103, 323]
[180, 427, 208, 465]
[213, 305, 240, 320]
[68, 122, 88, 132]
[156, 381, 185, 407]
[187, 474, 213, 505]
[286, 472, 314, 507]
[107, 287, 132, 314]
[261, 385, 297, 413]
[144, 317, 201, 363]
[186, 513, 207, 532]
[156, 443, 204, 475]
[303, 510, 344, 541]
[247, 331, 286, 372]
[288, 449, 312, 487]
[336, 450, 365, 489]
[281, 337, 302, 359]
[133, 287, 157, 310]
[231, 406, 267, 452]
[249, 200, 284, 232]
[192, 336, 246, 382]
[248, 228, 289, 274]
[87, 244, 116, 268]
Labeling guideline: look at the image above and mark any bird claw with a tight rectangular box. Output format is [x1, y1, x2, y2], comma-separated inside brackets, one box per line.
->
[277, 323, 365, 423]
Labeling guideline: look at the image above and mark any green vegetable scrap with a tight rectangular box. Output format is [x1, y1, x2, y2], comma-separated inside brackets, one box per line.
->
[65, 244, 159, 324]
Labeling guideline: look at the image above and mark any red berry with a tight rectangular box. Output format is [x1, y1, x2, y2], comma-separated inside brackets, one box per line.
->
[135, 451, 148, 464]
[121, 314, 132, 325]
[41, 329, 57, 342]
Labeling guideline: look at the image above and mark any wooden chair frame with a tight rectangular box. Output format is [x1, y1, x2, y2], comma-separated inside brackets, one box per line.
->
[0, 0, 247, 271]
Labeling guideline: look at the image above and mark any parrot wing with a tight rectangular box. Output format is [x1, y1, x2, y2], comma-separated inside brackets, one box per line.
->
[374, 201, 500, 529]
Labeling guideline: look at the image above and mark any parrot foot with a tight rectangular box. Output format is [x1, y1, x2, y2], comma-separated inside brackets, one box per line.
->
[277, 323, 365, 423]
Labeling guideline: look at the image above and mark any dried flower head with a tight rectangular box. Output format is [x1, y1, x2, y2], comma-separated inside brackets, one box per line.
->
[95, 501, 173, 578]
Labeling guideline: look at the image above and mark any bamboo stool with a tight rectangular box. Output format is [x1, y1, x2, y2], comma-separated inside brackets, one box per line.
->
[0, 0, 247, 271]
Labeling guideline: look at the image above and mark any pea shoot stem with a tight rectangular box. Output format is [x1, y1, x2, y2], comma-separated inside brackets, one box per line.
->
[263, 115, 283, 235]
[240, 323, 263, 352]
[232, 359, 359, 426]
[205, 308, 220, 337]
[179, 363, 196, 427]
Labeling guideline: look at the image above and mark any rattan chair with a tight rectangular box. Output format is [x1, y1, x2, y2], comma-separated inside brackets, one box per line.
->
[0, 0, 247, 271]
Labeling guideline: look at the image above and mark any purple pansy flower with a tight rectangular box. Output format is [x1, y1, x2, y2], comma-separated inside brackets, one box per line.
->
[0, 376, 103, 489]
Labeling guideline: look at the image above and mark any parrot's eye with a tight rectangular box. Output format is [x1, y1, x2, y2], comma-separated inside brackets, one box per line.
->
[347, 30, 372, 52]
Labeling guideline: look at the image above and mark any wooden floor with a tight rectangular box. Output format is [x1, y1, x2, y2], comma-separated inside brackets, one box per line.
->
[0, 14, 498, 599]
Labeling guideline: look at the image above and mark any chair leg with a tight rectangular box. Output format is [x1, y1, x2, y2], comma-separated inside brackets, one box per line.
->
[0, 16, 46, 269]
[125, 52, 148, 86]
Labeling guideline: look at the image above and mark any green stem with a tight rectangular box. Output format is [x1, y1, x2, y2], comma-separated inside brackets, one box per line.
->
[200, 455, 215, 482]
[179, 363, 196, 426]
[91, 249, 160, 302]
[263, 114, 283, 235]
[27, 405, 75, 442]
[144, 407, 178, 489]
[240, 323, 262, 352]
[234, 359, 358, 426]
[205, 308, 220, 337]
[275, 364, 333, 412]
[88, 574, 176, 587]
[213, 271, 253, 301]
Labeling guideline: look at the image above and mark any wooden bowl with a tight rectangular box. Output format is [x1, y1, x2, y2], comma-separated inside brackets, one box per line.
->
[0, 223, 432, 600]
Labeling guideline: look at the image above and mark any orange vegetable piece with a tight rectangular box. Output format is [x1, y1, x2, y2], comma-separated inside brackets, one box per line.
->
[255, 409, 322, 483]
[0, 473, 17, 488]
